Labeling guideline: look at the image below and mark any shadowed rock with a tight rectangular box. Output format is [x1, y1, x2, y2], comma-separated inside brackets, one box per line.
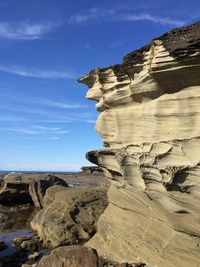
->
[0, 173, 68, 208]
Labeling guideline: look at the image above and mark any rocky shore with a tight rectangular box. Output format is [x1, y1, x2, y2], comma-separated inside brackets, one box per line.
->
[0, 171, 111, 266]
[0, 171, 146, 266]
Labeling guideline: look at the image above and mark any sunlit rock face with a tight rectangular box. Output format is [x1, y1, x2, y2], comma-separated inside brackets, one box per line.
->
[79, 21, 200, 267]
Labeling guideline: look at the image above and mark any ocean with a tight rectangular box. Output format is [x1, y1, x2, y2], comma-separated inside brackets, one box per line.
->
[0, 170, 78, 175]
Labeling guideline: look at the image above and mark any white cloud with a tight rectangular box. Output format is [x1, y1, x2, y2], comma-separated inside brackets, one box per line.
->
[69, 8, 185, 27]
[69, 8, 115, 23]
[35, 99, 87, 109]
[24, 136, 60, 140]
[2, 127, 38, 135]
[0, 93, 87, 111]
[31, 125, 60, 131]
[0, 65, 75, 79]
[85, 119, 96, 123]
[122, 14, 185, 26]
[0, 21, 57, 40]
[0, 126, 70, 135]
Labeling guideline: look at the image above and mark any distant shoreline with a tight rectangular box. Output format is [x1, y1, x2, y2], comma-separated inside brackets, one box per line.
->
[0, 170, 79, 174]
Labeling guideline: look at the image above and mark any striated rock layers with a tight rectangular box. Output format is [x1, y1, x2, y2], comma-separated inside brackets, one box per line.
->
[79, 21, 200, 267]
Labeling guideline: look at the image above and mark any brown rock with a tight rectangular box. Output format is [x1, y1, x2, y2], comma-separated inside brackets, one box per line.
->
[0, 173, 68, 208]
[37, 245, 98, 267]
[13, 235, 39, 252]
[81, 166, 103, 174]
[31, 186, 108, 248]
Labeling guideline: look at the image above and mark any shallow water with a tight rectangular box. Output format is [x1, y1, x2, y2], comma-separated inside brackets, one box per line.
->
[0, 229, 32, 257]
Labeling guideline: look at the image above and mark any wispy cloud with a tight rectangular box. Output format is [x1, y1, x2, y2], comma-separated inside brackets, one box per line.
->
[0, 92, 87, 111]
[69, 7, 185, 27]
[35, 98, 87, 109]
[0, 21, 57, 40]
[0, 104, 95, 124]
[0, 126, 70, 135]
[0, 65, 75, 79]
[121, 14, 185, 26]
[36, 112, 97, 124]
[31, 125, 60, 131]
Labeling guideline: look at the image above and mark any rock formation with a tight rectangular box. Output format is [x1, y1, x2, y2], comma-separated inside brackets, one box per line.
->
[0, 173, 67, 208]
[81, 166, 103, 174]
[31, 185, 108, 248]
[35, 245, 143, 267]
[79, 21, 200, 267]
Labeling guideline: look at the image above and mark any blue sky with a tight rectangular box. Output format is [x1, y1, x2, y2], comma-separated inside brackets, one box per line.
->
[0, 0, 199, 171]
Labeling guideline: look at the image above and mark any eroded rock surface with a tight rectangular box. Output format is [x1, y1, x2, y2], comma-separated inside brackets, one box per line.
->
[81, 166, 103, 174]
[0, 173, 67, 208]
[79, 21, 200, 267]
[31, 186, 108, 248]
[36, 246, 98, 267]
[32, 245, 144, 267]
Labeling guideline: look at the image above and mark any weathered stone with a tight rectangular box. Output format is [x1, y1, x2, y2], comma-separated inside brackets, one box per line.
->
[13, 235, 39, 252]
[0, 204, 35, 231]
[79, 21, 200, 267]
[13, 236, 30, 248]
[0, 173, 68, 208]
[22, 264, 37, 267]
[81, 166, 103, 174]
[37, 245, 98, 267]
[31, 186, 108, 247]
[20, 237, 39, 252]
[28, 252, 40, 261]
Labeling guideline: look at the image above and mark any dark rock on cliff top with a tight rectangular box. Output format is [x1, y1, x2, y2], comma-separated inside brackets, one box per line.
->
[124, 21, 200, 63]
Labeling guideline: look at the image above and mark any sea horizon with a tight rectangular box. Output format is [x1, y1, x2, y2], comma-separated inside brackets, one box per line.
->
[0, 170, 79, 174]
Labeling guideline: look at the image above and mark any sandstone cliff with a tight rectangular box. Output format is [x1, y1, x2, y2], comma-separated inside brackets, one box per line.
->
[79, 21, 200, 267]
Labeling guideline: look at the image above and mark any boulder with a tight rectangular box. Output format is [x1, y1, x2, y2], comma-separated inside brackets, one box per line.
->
[79, 21, 200, 267]
[37, 245, 98, 267]
[0, 173, 67, 208]
[31, 186, 108, 247]
[13, 235, 39, 252]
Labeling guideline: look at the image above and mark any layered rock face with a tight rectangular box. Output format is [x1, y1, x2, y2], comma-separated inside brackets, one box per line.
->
[79, 21, 200, 267]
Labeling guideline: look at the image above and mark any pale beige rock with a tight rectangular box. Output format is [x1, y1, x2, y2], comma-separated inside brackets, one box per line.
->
[79, 21, 200, 267]
[31, 186, 107, 248]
